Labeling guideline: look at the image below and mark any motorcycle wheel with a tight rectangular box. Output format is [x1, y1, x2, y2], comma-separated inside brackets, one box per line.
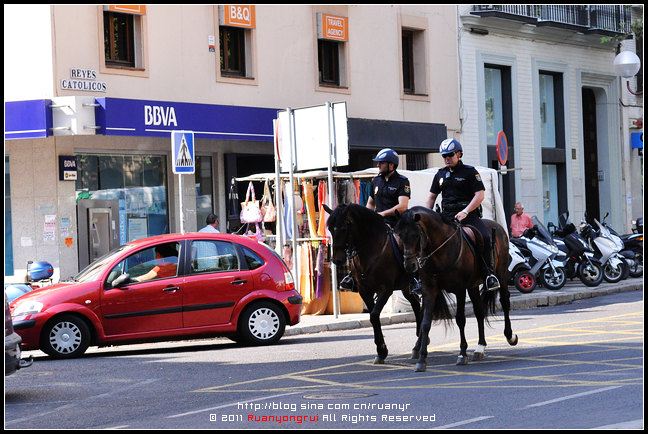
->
[513, 270, 536, 294]
[629, 254, 643, 278]
[540, 266, 566, 291]
[577, 261, 604, 287]
[602, 260, 628, 283]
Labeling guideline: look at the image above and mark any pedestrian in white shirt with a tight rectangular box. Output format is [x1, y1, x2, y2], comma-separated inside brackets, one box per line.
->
[199, 213, 220, 233]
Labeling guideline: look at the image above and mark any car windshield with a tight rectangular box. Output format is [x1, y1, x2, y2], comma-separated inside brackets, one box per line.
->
[531, 216, 555, 246]
[72, 245, 133, 283]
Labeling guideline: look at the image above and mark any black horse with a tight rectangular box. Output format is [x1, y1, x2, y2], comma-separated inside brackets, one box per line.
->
[393, 206, 518, 372]
[322, 203, 423, 364]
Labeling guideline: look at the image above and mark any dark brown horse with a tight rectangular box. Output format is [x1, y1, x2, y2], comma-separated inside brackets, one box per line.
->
[323, 203, 423, 364]
[393, 206, 518, 372]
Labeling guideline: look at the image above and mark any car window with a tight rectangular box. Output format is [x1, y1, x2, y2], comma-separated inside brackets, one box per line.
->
[190, 240, 239, 274]
[74, 245, 132, 283]
[106, 242, 180, 285]
[241, 246, 265, 270]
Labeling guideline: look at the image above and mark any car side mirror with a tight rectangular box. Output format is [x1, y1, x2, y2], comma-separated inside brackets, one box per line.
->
[111, 273, 131, 288]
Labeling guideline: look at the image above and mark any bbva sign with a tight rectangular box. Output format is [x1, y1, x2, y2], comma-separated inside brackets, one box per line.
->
[144, 105, 178, 127]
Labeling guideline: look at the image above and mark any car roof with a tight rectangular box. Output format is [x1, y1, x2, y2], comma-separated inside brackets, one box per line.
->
[125, 232, 264, 250]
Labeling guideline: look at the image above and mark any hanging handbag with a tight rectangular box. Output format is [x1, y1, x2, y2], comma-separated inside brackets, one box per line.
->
[261, 180, 277, 223]
[240, 182, 264, 223]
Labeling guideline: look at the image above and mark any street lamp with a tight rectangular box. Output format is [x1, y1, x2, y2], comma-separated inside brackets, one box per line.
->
[614, 50, 642, 96]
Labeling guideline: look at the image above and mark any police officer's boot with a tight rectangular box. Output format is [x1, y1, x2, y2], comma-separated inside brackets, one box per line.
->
[339, 273, 355, 290]
[409, 274, 422, 296]
[483, 247, 500, 292]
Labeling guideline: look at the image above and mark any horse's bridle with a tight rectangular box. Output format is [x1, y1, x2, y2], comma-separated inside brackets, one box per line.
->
[334, 219, 391, 281]
[406, 221, 463, 270]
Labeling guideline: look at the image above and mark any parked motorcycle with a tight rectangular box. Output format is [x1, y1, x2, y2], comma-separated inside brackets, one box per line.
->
[600, 213, 643, 278]
[580, 217, 628, 284]
[511, 216, 568, 291]
[632, 217, 643, 234]
[508, 241, 536, 293]
[550, 212, 604, 287]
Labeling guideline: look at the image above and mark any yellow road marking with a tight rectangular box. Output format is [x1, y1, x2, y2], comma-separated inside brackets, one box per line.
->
[193, 309, 643, 394]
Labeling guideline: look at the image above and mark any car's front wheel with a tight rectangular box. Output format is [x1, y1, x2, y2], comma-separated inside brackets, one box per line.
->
[41, 315, 91, 359]
[238, 302, 285, 346]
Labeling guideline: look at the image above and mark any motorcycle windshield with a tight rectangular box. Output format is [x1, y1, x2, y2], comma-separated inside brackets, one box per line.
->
[594, 219, 611, 238]
[532, 216, 556, 246]
[559, 212, 569, 228]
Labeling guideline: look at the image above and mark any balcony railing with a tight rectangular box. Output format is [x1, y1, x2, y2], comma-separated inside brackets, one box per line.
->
[471, 5, 632, 35]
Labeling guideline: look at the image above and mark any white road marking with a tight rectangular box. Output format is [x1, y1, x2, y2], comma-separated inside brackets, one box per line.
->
[435, 416, 494, 428]
[167, 391, 302, 418]
[5, 379, 158, 425]
[524, 385, 623, 408]
[595, 419, 644, 429]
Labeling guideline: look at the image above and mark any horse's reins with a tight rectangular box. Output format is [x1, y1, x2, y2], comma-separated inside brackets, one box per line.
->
[412, 221, 464, 270]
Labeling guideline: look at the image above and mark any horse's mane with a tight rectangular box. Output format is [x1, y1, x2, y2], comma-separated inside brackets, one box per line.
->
[328, 203, 387, 238]
[401, 206, 444, 227]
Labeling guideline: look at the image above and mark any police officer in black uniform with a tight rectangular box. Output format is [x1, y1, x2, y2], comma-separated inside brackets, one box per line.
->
[339, 148, 422, 294]
[426, 138, 500, 291]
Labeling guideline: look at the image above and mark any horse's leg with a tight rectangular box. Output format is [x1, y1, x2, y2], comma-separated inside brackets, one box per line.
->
[415, 292, 434, 372]
[499, 281, 518, 346]
[402, 289, 423, 359]
[454, 290, 469, 365]
[467, 286, 487, 362]
[368, 290, 392, 364]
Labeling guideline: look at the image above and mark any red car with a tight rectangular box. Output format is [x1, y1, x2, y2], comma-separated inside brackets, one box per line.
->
[10, 233, 301, 358]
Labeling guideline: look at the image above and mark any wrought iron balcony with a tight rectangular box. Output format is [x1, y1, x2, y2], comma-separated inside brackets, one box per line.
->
[471, 5, 632, 35]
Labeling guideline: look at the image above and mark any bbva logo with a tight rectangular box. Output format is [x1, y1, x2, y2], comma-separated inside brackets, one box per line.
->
[144, 105, 178, 127]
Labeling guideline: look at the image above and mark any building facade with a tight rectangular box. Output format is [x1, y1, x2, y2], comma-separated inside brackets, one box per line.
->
[4, 5, 461, 281]
[456, 5, 642, 231]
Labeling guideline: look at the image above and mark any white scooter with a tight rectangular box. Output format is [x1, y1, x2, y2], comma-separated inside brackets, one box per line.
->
[511, 216, 568, 291]
[580, 218, 628, 284]
[508, 241, 536, 293]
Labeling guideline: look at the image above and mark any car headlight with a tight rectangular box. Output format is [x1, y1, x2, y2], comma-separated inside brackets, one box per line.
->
[12, 300, 44, 316]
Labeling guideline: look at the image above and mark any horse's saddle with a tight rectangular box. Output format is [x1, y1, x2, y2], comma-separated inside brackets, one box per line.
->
[461, 225, 485, 255]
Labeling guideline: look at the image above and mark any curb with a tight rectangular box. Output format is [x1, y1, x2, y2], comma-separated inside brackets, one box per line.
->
[284, 280, 643, 337]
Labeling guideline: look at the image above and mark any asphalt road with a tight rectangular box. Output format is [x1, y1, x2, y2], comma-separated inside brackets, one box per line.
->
[5, 290, 643, 429]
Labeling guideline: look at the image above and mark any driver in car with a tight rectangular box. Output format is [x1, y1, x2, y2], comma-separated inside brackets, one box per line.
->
[134, 244, 178, 282]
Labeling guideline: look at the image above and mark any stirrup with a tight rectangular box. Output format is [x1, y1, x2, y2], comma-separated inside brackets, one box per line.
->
[485, 274, 500, 292]
[410, 278, 422, 296]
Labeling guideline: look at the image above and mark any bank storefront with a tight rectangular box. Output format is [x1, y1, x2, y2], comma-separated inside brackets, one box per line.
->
[4, 97, 278, 280]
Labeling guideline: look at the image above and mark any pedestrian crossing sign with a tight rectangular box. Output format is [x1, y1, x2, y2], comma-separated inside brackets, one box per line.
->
[171, 130, 195, 174]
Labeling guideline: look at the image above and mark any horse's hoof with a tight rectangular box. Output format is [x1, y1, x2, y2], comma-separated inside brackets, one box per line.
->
[415, 362, 427, 372]
[456, 356, 469, 365]
[411, 350, 420, 360]
[373, 357, 386, 365]
[472, 352, 485, 361]
[508, 334, 519, 346]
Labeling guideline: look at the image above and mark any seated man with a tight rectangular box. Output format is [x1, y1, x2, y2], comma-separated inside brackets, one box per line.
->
[134, 243, 179, 282]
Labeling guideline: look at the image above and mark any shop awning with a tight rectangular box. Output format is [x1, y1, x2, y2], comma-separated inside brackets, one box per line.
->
[347, 118, 447, 153]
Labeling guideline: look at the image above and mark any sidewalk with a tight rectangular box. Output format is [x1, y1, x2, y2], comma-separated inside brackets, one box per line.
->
[284, 277, 643, 337]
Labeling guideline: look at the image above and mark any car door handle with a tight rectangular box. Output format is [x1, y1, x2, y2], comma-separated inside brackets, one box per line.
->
[230, 279, 247, 286]
[163, 286, 181, 292]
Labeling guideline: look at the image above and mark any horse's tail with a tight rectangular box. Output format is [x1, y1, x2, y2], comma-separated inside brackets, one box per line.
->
[481, 288, 498, 318]
[430, 290, 455, 325]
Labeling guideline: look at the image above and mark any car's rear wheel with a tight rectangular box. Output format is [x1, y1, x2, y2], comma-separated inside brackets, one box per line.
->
[41, 315, 91, 359]
[238, 302, 285, 346]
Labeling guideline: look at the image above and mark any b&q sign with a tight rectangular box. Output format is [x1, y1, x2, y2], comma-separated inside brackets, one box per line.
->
[220, 5, 256, 28]
[317, 13, 348, 42]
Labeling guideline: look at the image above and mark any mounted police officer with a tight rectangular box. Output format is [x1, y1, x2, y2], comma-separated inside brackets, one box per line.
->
[339, 148, 422, 295]
[425, 138, 500, 292]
